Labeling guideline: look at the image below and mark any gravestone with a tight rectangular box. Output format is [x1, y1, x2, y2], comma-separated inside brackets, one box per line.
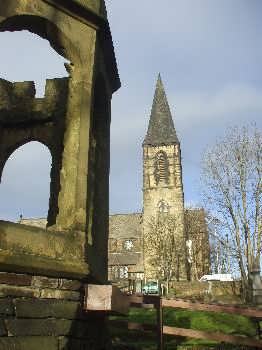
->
[251, 268, 262, 306]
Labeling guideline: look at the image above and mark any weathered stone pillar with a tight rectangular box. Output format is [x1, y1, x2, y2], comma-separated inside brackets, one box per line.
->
[0, 0, 120, 348]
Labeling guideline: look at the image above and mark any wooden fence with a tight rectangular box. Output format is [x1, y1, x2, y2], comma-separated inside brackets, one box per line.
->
[85, 285, 262, 350]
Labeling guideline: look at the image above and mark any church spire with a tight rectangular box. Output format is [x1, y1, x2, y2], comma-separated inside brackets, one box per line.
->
[143, 74, 179, 146]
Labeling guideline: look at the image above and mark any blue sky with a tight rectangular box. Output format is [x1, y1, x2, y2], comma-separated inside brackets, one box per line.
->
[0, 0, 262, 221]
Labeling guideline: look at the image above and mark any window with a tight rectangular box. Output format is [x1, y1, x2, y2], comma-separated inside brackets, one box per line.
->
[154, 151, 169, 185]
[110, 266, 129, 280]
[123, 240, 134, 251]
[158, 200, 169, 214]
[119, 266, 128, 279]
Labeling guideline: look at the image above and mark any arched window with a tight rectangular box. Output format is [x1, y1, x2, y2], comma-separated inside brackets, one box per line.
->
[154, 151, 170, 185]
[0, 141, 52, 223]
[158, 200, 169, 214]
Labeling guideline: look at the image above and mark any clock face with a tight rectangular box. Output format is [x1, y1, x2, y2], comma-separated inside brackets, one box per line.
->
[124, 240, 134, 251]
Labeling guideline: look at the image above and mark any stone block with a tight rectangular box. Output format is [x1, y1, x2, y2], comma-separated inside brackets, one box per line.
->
[12, 81, 36, 99]
[58, 279, 81, 291]
[45, 78, 68, 106]
[0, 220, 86, 262]
[0, 336, 57, 350]
[0, 285, 39, 298]
[0, 221, 89, 280]
[59, 336, 93, 350]
[6, 319, 71, 336]
[0, 298, 14, 315]
[32, 276, 59, 289]
[6, 319, 89, 337]
[40, 289, 80, 301]
[0, 320, 7, 336]
[0, 78, 12, 110]
[72, 0, 102, 17]
[0, 272, 32, 286]
[15, 299, 81, 319]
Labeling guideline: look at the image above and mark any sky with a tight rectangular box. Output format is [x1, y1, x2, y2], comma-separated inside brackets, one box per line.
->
[0, 0, 262, 221]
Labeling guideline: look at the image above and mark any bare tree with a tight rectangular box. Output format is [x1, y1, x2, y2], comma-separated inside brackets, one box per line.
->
[184, 207, 211, 280]
[201, 126, 262, 301]
[206, 213, 231, 274]
[209, 237, 229, 274]
[143, 214, 184, 293]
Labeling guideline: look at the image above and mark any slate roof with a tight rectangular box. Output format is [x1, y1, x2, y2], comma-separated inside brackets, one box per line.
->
[20, 214, 143, 240]
[143, 74, 179, 146]
[109, 213, 142, 239]
[108, 252, 142, 266]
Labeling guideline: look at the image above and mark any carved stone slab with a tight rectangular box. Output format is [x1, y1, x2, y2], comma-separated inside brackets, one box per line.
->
[84, 284, 129, 314]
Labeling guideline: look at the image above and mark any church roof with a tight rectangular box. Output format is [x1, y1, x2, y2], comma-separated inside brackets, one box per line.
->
[143, 74, 179, 146]
[109, 213, 143, 271]
[108, 252, 142, 266]
[109, 213, 142, 239]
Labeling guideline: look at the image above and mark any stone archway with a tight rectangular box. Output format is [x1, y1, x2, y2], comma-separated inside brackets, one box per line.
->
[0, 1, 120, 347]
[0, 141, 52, 223]
[0, 13, 77, 64]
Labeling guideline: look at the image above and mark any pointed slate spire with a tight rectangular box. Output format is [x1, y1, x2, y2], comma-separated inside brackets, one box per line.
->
[143, 74, 179, 146]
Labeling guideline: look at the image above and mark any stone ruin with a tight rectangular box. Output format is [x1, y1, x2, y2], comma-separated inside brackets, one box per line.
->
[0, 1, 120, 349]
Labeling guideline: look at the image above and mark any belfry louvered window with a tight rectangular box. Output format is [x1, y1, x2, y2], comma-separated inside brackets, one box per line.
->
[154, 151, 170, 185]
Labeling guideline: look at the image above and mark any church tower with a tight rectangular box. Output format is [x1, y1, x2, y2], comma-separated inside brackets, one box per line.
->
[143, 74, 186, 280]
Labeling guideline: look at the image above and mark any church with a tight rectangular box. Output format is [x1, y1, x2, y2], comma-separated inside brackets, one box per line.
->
[19, 75, 210, 288]
[108, 75, 210, 288]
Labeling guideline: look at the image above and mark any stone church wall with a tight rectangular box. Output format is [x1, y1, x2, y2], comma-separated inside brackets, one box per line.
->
[170, 281, 242, 303]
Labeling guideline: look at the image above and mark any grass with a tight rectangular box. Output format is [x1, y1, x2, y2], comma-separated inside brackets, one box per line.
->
[110, 307, 258, 350]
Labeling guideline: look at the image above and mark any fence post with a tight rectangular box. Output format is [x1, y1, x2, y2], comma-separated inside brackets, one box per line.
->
[156, 296, 164, 350]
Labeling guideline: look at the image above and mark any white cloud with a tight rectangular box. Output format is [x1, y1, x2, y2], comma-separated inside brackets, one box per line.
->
[173, 84, 262, 129]
[111, 83, 262, 152]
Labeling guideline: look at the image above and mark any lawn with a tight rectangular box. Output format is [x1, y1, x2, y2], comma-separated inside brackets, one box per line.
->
[109, 307, 259, 350]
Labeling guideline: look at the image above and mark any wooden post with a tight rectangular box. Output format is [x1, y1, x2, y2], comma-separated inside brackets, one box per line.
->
[156, 297, 164, 350]
[254, 318, 262, 339]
